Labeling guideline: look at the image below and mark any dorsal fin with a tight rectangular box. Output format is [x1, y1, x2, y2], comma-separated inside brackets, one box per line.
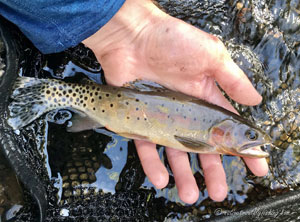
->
[123, 79, 170, 92]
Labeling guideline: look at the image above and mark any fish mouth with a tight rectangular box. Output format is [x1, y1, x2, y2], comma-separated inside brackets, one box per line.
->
[238, 142, 270, 158]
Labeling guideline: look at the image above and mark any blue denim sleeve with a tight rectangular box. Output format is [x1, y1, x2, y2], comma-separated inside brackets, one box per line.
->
[0, 0, 125, 53]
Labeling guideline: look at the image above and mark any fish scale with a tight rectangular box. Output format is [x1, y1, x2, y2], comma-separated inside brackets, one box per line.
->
[8, 76, 271, 158]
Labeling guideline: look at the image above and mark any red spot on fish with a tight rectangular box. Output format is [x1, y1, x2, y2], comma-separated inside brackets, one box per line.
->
[211, 127, 224, 144]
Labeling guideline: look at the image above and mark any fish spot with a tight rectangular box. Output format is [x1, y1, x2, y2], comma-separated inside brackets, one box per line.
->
[184, 116, 186, 119]
[137, 117, 140, 120]
[209, 120, 212, 123]
[145, 102, 148, 105]
[86, 86, 90, 90]
[91, 98, 94, 103]
[66, 95, 69, 98]
[125, 102, 129, 105]
[83, 104, 86, 107]
[92, 86, 96, 90]
[102, 110, 105, 113]
[75, 88, 79, 92]
[203, 119, 206, 122]
[136, 108, 139, 111]
[127, 117, 130, 119]
[189, 109, 192, 112]
[168, 115, 170, 118]
[194, 118, 197, 121]
[90, 93, 93, 96]
[99, 96, 102, 100]
[53, 87, 57, 91]
[117, 94, 121, 98]
[162, 104, 165, 107]
[144, 118, 147, 121]
[80, 100, 83, 104]
[68, 89, 72, 93]
[59, 93, 62, 97]
[62, 98, 66, 102]
[136, 99, 139, 102]
[54, 98, 57, 103]
[73, 93, 76, 97]
[51, 93, 55, 97]
[106, 94, 109, 97]
[176, 108, 179, 112]
[46, 90, 51, 94]
[95, 92, 98, 96]
[97, 88, 100, 91]
[84, 97, 88, 101]
[82, 89, 86, 93]
[59, 86, 63, 90]
[80, 95, 83, 99]
[93, 107, 96, 111]
[76, 98, 79, 102]
[110, 104, 113, 107]
[172, 97, 175, 100]
[63, 91, 67, 95]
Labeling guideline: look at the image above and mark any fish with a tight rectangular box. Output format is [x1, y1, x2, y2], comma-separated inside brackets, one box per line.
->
[7, 76, 271, 158]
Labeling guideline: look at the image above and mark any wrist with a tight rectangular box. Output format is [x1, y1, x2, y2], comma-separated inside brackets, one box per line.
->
[82, 0, 164, 57]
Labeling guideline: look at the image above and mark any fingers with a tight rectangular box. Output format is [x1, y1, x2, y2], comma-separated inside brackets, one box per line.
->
[243, 156, 269, 177]
[199, 154, 228, 201]
[166, 147, 199, 204]
[135, 140, 169, 188]
[213, 51, 262, 106]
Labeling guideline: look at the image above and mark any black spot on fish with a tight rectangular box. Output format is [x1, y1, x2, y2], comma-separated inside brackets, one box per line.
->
[209, 120, 212, 123]
[136, 108, 139, 111]
[145, 102, 148, 105]
[75, 88, 79, 92]
[53, 87, 57, 91]
[59, 93, 62, 97]
[83, 89, 86, 93]
[66, 94, 69, 98]
[117, 94, 121, 98]
[162, 104, 164, 107]
[102, 110, 105, 113]
[54, 98, 57, 103]
[83, 104, 86, 107]
[76, 98, 79, 102]
[127, 117, 130, 119]
[172, 97, 175, 100]
[194, 118, 197, 121]
[59, 86, 63, 90]
[84, 97, 88, 101]
[80, 100, 83, 104]
[106, 93, 109, 97]
[63, 84, 67, 88]
[46, 90, 50, 94]
[144, 118, 147, 121]
[189, 109, 192, 112]
[203, 119, 206, 123]
[137, 117, 140, 120]
[168, 115, 170, 118]
[95, 92, 98, 96]
[125, 102, 129, 105]
[86, 86, 90, 90]
[73, 93, 76, 97]
[63, 91, 66, 95]
[99, 96, 102, 100]
[176, 108, 179, 112]
[92, 86, 96, 90]
[136, 99, 139, 102]
[93, 107, 96, 111]
[91, 98, 94, 103]
[110, 104, 113, 107]
[68, 89, 72, 93]
[90, 93, 93, 96]
[80, 95, 83, 99]
[97, 88, 100, 91]
[184, 116, 186, 119]
[62, 98, 66, 102]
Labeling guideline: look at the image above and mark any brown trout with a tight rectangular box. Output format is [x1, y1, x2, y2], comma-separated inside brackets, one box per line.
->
[8, 77, 271, 158]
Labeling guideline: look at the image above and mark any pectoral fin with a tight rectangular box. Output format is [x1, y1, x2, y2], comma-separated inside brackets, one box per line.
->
[67, 114, 103, 132]
[174, 135, 215, 152]
[117, 132, 150, 141]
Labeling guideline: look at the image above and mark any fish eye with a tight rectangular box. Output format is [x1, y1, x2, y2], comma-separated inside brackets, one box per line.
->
[245, 129, 258, 141]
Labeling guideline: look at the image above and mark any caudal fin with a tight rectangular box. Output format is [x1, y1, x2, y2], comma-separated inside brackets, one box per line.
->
[8, 77, 52, 130]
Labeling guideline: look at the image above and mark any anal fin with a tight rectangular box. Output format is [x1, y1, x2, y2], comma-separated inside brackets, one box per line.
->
[67, 114, 103, 132]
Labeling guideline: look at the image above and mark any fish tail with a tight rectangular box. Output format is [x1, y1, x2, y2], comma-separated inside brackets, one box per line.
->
[8, 76, 57, 130]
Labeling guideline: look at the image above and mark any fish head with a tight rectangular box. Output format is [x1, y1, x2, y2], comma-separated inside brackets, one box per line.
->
[210, 119, 271, 158]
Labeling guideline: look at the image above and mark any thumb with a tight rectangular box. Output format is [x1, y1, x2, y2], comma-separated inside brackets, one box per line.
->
[214, 58, 262, 106]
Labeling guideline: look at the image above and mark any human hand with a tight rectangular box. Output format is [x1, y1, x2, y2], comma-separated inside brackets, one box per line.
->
[83, 0, 268, 203]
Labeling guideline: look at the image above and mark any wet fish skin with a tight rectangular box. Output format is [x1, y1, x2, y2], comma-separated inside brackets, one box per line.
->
[8, 77, 271, 158]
